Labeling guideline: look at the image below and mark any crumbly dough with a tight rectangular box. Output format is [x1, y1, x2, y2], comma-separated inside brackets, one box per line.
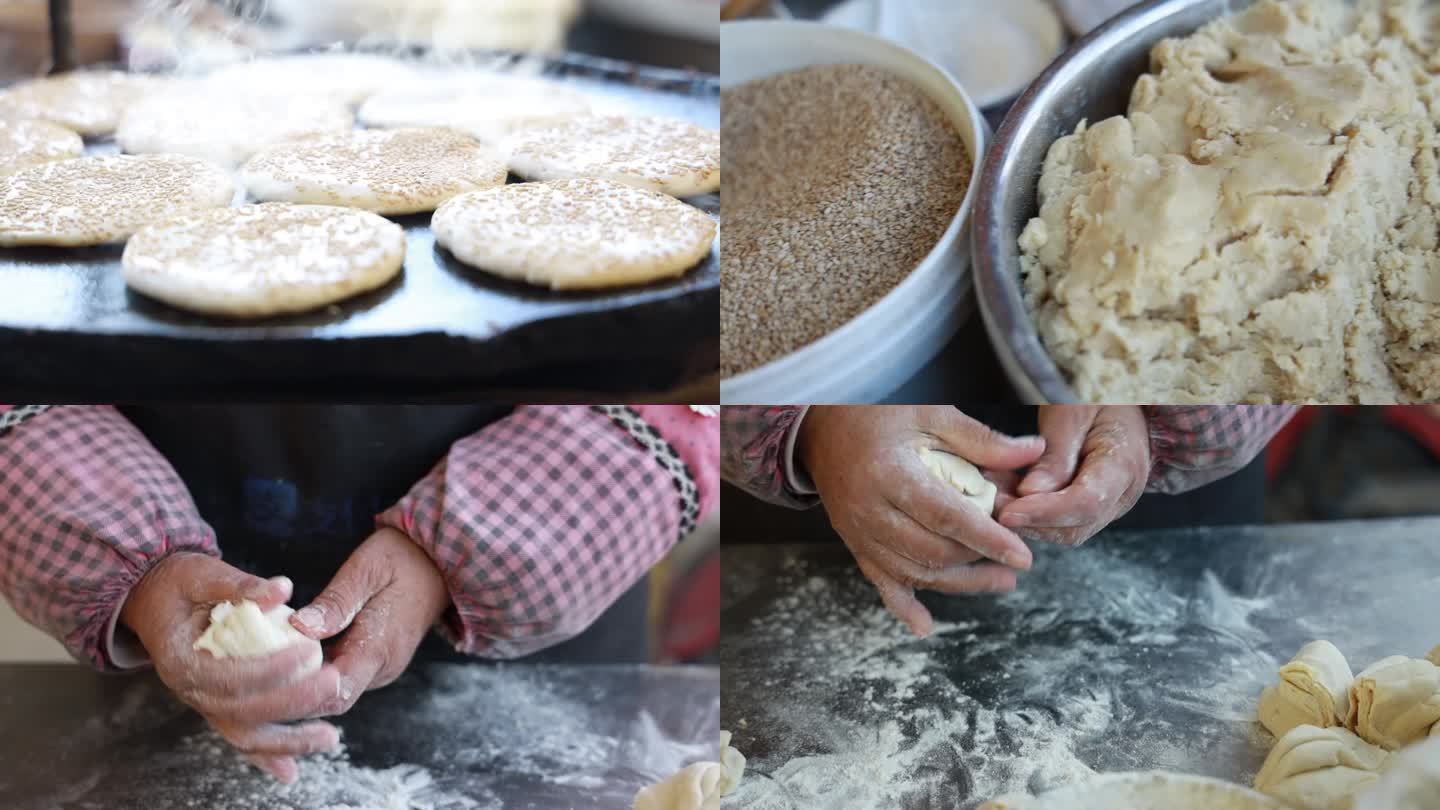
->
[1259, 640, 1354, 739]
[1019, 0, 1440, 403]
[193, 600, 322, 675]
[1348, 655, 1440, 751]
[915, 447, 998, 516]
[1253, 724, 1390, 810]
[633, 762, 722, 810]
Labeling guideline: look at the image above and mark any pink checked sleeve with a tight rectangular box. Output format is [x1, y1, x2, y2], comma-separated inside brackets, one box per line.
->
[720, 405, 816, 508]
[0, 405, 218, 670]
[377, 405, 718, 659]
[1144, 405, 1299, 494]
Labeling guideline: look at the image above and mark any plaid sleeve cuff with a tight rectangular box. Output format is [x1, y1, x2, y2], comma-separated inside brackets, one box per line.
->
[720, 406, 820, 509]
[378, 405, 685, 659]
[1144, 405, 1299, 495]
[0, 405, 218, 671]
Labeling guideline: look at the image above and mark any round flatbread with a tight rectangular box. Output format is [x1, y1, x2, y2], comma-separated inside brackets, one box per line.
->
[505, 115, 720, 197]
[0, 154, 234, 247]
[0, 118, 83, 176]
[205, 53, 422, 106]
[116, 82, 354, 167]
[122, 203, 406, 318]
[358, 73, 591, 145]
[432, 178, 716, 290]
[0, 70, 161, 136]
[240, 128, 507, 215]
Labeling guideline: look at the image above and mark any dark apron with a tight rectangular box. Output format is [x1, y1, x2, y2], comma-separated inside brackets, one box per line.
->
[118, 405, 650, 664]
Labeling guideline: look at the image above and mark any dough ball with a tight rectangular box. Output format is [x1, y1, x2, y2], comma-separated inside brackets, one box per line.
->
[916, 446, 998, 516]
[719, 731, 745, 796]
[633, 761, 722, 810]
[1355, 736, 1440, 810]
[1259, 640, 1354, 739]
[1348, 655, 1440, 750]
[193, 600, 322, 675]
[1253, 725, 1390, 810]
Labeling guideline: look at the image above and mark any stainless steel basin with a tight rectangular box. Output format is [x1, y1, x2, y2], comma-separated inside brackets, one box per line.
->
[972, 0, 1260, 403]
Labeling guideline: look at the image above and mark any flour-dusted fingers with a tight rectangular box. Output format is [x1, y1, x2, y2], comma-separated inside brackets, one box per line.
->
[209, 717, 341, 758]
[203, 663, 344, 725]
[1021, 406, 1102, 495]
[854, 554, 934, 639]
[246, 753, 299, 785]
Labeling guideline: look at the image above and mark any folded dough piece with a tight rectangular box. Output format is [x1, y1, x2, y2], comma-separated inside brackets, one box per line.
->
[915, 447, 998, 516]
[1253, 725, 1390, 810]
[719, 731, 745, 796]
[1354, 736, 1440, 810]
[1259, 640, 1354, 739]
[1348, 656, 1440, 750]
[633, 762, 722, 810]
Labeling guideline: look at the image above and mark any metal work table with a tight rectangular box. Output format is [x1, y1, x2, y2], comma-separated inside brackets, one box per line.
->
[0, 661, 719, 809]
[720, 517, 1440, 809]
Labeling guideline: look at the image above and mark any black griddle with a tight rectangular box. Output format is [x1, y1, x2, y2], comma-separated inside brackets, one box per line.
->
[0, 52, 720, 400]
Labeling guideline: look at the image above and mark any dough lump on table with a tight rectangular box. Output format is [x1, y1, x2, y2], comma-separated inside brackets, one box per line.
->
[193, 600, 322, 675]
[1348, 655, 1440, 750]
[915, 447, 998, 516]
[632, 761, 722, 810]
[1259, 640, 1354, 739]
[1253, 724, 1389, 810]
[719, 730, 745, 795]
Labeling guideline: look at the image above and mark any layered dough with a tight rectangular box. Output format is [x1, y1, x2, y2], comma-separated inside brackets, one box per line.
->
[1254, 641, 1440, 809]
[1259, 641, 1354, 739]
[1254, 725, 1390, 810]
[1019, 0, 1440, 403]
[1349, 656, 1440, 751]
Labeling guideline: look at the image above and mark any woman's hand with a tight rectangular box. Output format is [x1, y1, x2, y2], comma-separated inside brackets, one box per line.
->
[998, 405, 1151, 547]
[797, 406, 1046, 637]
[120, 552, 341, 784]
[286, 527, 452, 713]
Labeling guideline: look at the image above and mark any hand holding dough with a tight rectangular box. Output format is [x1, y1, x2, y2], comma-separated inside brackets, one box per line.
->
[1253, 724, 1390, 810]
[719, 730, 745, 796]
[193, 600, 322, 675]
[915, 446, 998, 516]
[1259, 641, 1354, 739]
[1348, 656, 1440, 751]
[633, 761, 722, 810]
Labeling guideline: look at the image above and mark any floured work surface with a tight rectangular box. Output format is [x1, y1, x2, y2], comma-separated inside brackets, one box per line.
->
[0, 662, 718, 810]
[0, 53, 719, 399]
[720, 517, 1440, 809]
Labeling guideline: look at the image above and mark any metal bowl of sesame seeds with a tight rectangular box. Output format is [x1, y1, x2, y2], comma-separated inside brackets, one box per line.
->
[719, 20, 989, 403]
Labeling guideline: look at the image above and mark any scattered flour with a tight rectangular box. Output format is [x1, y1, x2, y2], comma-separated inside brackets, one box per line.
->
[724, 544, 1282, 809]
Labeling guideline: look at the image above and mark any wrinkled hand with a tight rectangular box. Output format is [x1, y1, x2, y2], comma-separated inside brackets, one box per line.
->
[998, 405, 1151, 547]
[120, 552, 341, 785]
[798, 406, 1046, 637]
[284, 527, 451, 715]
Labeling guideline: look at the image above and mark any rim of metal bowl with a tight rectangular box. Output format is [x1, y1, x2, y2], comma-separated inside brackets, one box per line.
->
[972, 0, 1224, 404]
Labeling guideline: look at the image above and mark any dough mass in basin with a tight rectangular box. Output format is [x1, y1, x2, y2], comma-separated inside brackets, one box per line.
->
[1019, 0, 1440, 403]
